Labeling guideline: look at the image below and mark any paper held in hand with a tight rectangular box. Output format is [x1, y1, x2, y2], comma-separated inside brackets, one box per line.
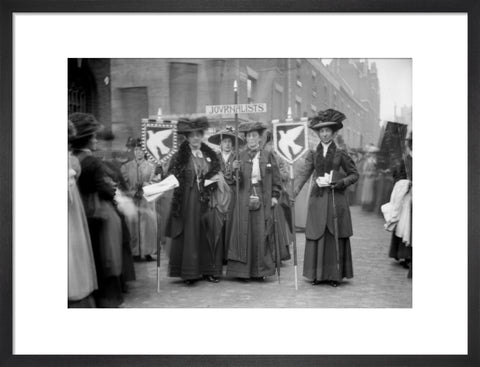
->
[143, 174, 180, 202]
[316, 171, 332, 187]
[204, 174, 221, 187]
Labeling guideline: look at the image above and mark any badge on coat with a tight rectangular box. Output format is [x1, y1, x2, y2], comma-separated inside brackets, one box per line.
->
[272, 120, 309, 164]
[141, 117, 178, 165]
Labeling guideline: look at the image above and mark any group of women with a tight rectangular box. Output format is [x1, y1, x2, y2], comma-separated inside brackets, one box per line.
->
[68, 113, 161, 308]
[165, 108, 359, 287]
[68, 107, 363, 310]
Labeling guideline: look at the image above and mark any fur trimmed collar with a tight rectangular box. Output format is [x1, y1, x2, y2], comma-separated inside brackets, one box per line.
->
[168, 141, 221, 217]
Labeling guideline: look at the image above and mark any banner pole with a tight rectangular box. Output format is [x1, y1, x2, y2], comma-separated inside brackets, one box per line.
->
[290, 164, 298, 290]
[234, 80, 240, 255]
[156, 244, 161, 293]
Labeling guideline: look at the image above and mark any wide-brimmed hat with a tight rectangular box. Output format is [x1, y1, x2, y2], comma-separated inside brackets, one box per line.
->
[177, 116, 210, 135]
[238, 121, 267, 134]
[309, 109, 346, 132]
[208, 126, 245, 146]
[126, 137, 142, 149]
[68, 112, 100, 140]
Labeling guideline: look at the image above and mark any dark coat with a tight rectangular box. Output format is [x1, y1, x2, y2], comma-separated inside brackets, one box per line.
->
[166, 141, 221, 239]
[227, 148, 282, 263]
[218, 151, 237, 186]
[294, 142, 359, 240]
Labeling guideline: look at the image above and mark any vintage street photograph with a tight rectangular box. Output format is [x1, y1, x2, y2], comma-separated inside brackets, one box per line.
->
[67, 58, 412, 308]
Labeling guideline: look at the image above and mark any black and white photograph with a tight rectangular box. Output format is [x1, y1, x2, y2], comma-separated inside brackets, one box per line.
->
[7, 10, 473, 362]
[67, 58, 413, 308]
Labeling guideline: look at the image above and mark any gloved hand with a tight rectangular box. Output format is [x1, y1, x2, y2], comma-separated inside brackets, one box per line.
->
[331, 180, 345, 190]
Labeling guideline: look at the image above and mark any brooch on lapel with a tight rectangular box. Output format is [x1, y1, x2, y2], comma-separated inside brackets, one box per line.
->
[266, 163, 272, 168]
[206, 157, 211, 163]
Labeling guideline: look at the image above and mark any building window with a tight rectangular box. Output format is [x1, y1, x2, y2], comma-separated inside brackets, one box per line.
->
[295, 100, 302, 119]
[273, 89, 283, 120]
[68, 87, 87, 113]
[296, 59, 302, 88]
[247, 77, 257, 104]
[169, 62, 198, 114]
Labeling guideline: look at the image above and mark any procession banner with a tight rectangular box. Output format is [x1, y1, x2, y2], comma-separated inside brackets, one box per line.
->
[272, 120, 309, 164]
[205, 103, 267, 115]
[141, 118, 178, 165]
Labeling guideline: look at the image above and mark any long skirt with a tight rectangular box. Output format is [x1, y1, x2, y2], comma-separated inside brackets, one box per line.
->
[87, 200, 124, 308]
[169, 184, 223, 279]
[222, 184, 236, 263]
[271, 204, 292, 262]
[127, 199, 157, 257]
[389, 234, 412, 261]
[361, 176, 376, 211]
[227, 187, 276, 279]
[303, 230, 353, 282]
[156, 190, 173, 246]
[68, 183, 97, 302]
[68, 294, 96, 308]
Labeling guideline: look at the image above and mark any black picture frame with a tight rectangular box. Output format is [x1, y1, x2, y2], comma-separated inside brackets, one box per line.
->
[1, 1, 478, 366]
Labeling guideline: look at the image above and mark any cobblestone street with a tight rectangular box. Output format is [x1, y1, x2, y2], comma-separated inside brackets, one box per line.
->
[121, 205, 412, 308]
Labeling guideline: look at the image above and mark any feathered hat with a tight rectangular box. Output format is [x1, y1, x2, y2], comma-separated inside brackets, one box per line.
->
[126, 137, 142, 149]
[309, 109, 346, 132]
[177, 116, 210, 135]
[68, 112, 100, 140]
[238, 121, 267, 134]
[208, 126, 245, 146]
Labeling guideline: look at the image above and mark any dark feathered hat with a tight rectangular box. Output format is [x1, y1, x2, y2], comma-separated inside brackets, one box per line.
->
[309, 109, 346, 132]
[126, 137, 142, 148]
[177, 116, 210, 135]
[238, 121, 267, 134]
[208, 126, 245, 146]
[68, 112, 100, 140]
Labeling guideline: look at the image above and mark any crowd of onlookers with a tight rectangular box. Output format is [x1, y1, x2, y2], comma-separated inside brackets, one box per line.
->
[345, 137, 413, 277]
[68, 113, 172, 308]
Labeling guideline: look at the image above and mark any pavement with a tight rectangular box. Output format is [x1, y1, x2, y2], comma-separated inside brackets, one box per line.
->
[120, 205, 412, 308]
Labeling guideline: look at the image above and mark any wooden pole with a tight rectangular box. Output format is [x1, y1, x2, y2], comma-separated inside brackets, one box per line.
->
[289, 164, 298, 290]
[331, 186, 341, 277]
[273, 206, 281, 284]
[136, 162, 142, 260]
[156, 240, 161, 293]
[234, 80, 240, 254]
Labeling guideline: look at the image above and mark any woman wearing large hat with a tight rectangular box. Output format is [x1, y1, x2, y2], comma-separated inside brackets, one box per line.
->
[68, 120, 98, 307]
[226, 121, 282, 280]
[208, 127, 245, 263]
[69, 112, 124, 306]
[293, 109, 359, 287]
[121, 138, 158, 262]
[166, 117, 223, 284]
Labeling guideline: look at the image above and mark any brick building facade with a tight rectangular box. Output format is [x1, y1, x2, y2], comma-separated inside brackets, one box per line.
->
[68, 58, 381, 151]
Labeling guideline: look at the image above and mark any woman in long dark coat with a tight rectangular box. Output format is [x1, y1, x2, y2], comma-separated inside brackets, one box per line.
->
[226, 122, 282, 280]
[208, 127, 245, 264]
[294, 109, 359, 287]
[70, 112, 124, 307]
[166, 117, 223, 284]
